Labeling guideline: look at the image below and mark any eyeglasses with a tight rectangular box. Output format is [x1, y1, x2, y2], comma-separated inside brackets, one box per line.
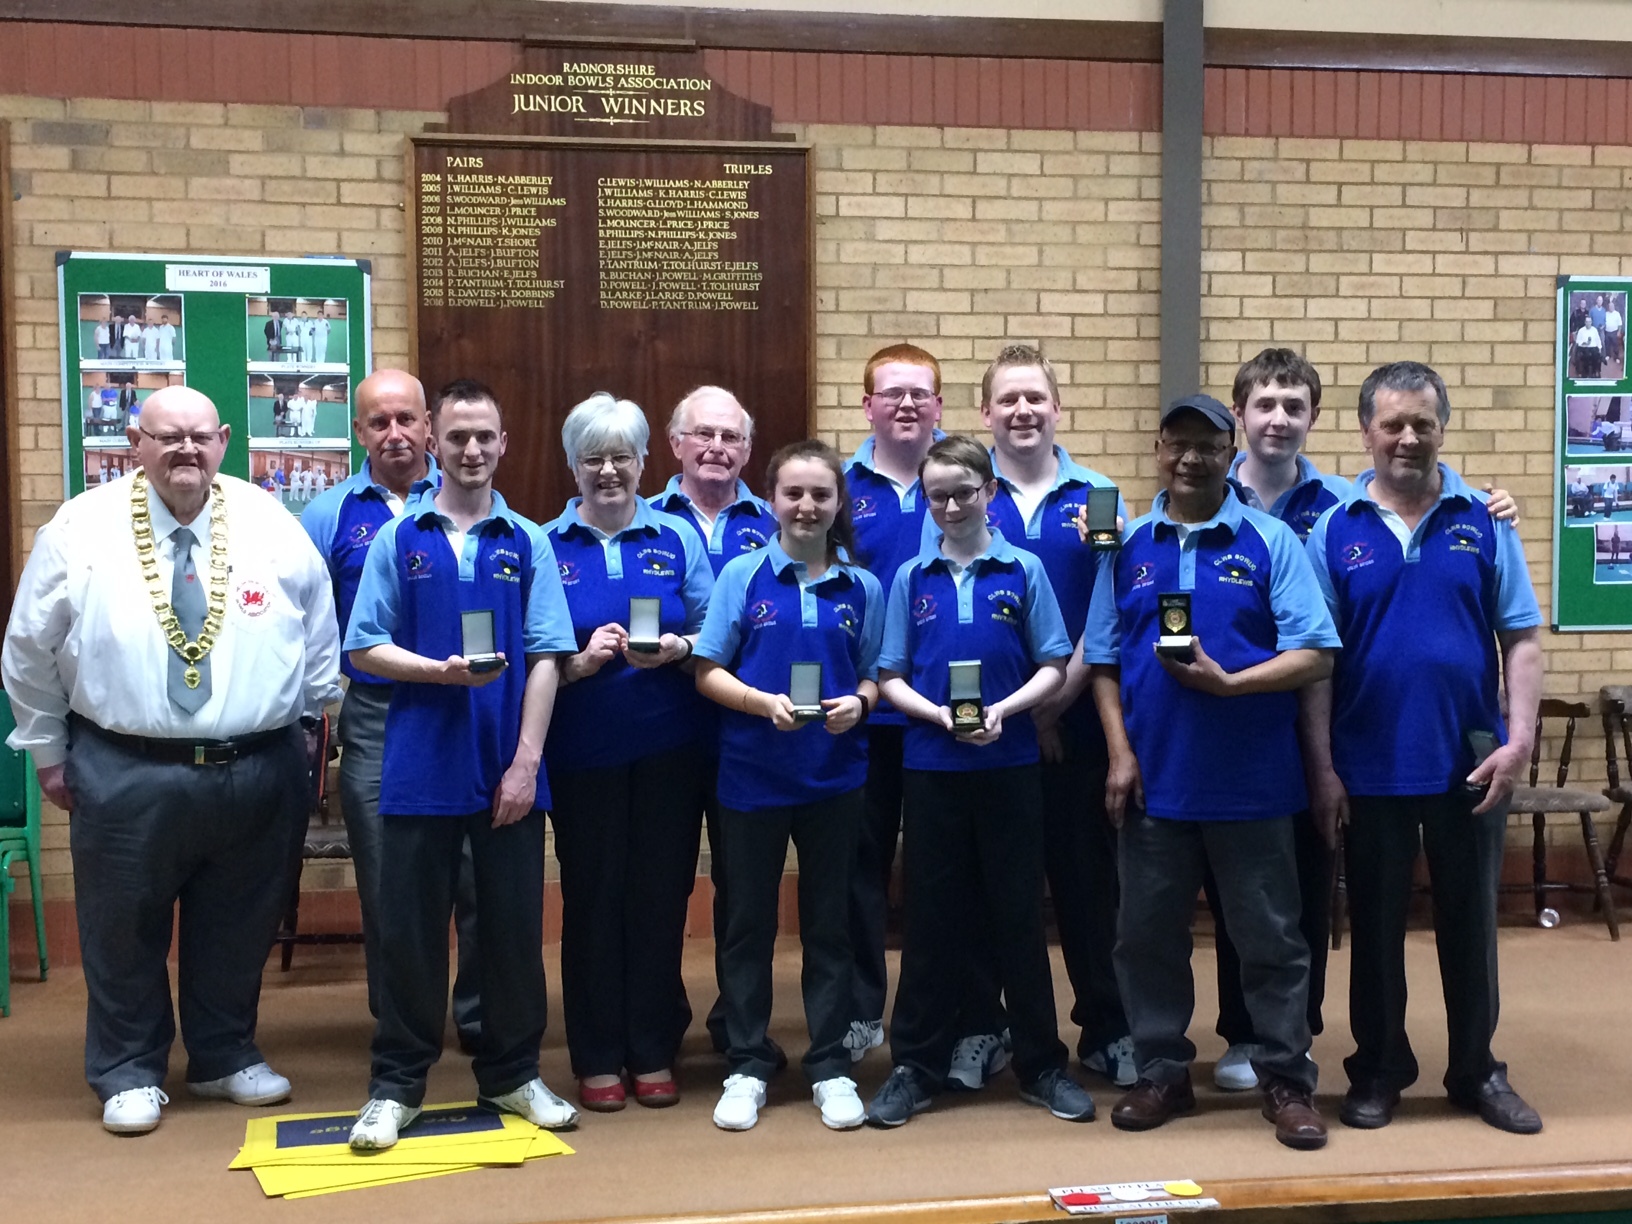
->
[680, 427, 746, 448]
[1159, 439, 1231, 462]
[870, 387, 939, 407]
[578, 453, 639, 473]
[139, 426, 223, 451]
[925, 486, 984, 509]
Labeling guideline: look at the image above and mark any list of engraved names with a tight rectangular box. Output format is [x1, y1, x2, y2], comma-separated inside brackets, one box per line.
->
[418, 159, 566, 308]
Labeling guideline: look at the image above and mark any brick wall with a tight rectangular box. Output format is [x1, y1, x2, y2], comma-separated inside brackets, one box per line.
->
[5, 97, 1626, 906]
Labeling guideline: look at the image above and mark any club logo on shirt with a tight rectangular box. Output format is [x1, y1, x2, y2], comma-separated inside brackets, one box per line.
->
[835, 602, 860, 638]
[1341, 541, 1375, 571]
[1131, 562, 1156, 590]
[852, 495, 877, 520]
[234, 579, 271, 617]
[988, 587, 1023, 625]
[490, 546, 523, 583]
[1292, 509, 1324, 539]
[985, 510, 1002, 530]
[639, 546, 678, 577]
[1213, 551, 1259, 588]
[749, 599, 778, 629]
[350, 521, 375, 544]
[405, 550, 433, 579]
[557, 560, 580, 586]
[1445, 523, 1484, 555]
[736, 526, 768, 550]
[911, 594, 938, 625]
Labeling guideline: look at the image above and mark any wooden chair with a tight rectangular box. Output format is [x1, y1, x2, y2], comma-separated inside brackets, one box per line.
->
[273, 713, 365, 970]
[1596, 685, 1632, 897]
[1504, 698, 1617, 939]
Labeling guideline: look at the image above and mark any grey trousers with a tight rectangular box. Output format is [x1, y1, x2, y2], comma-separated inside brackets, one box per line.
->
[66, 719, 307, 1101]
[339, 682, 482, 1042]
[1115, 810, 1316, 1093]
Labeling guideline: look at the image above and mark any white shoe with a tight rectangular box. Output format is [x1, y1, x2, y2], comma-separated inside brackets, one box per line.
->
[713, 1074, 768, 1131]
[480, 1078, 579, 1130]
[349, 1098, 422, 1150]
[812, 1076, 865, 1130]
[103, 1087, 169, 1135]
[188, 1062, 292, 1106]
[1081, 1035, 1138, 1088]
[946, 1033, 1009, 1091]
[1214, 1044, 1260, 1091]
[843, 1019, 884, 1064]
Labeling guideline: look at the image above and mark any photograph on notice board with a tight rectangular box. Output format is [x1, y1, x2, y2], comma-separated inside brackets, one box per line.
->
[80, 369, 187, 443]
[1563, 465, 1632, 523]
[1567, 290, 1627, 382]
[81, 448, 138, 488]
[249, 445, 352, 515]
[1563, 394, 1632, 455]
[78, 293, 185, 367]
[247, 372, 351, 441]
[1594, 521, 1632, 583]
[246, 296, 348, 367]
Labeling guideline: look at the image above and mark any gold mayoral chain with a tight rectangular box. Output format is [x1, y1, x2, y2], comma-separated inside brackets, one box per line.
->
[130, 469, 230, 690]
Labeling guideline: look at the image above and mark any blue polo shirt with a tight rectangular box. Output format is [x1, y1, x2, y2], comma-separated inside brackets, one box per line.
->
[694, 539, 884, 811]
[346, 489, 577, 817]
[1082, 491, 1339, 821]
[845, 434, 945, 727]
[1228, 453, 1352, 542]
[1306, 464, 1543, 798]
[648, 475, 775, 575]
[303, 455, 440, 685]
[879, 530, 1072, 772]
[543, 498, 714, 772]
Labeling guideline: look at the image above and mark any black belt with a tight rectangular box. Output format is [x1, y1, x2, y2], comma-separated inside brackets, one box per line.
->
[74, 717, 295, 766]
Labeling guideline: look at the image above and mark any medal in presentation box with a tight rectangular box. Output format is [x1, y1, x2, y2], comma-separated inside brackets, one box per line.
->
[1085, 485, 1121, 551]
[1155, 593, 1195, 662]
[949, 659, 985, 734]
[461, 609, 505, 673]
[628, 597, 662, 653]
[789, 661, 826, 723]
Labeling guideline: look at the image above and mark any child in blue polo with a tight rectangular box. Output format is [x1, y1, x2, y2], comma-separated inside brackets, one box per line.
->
[693, 440, 884, 1133]
[864, 434, 1094, 1128]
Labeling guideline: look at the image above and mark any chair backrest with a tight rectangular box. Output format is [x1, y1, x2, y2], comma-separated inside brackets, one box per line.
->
[1530, 698, 1592, 790]
[0, 697, 27, 826]
[1601, 686, 1632, 795]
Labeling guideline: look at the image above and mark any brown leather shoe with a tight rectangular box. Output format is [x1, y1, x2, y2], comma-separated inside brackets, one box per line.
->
[1262, 1078, 1328, 1150]
[1111, 1077, 1196, 1131]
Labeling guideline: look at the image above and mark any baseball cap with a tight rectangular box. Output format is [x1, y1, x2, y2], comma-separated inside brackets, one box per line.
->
[1160, 393, 1235, 437]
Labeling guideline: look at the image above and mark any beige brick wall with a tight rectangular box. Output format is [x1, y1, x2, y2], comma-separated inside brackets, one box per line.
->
[5, 98, 1627, 895]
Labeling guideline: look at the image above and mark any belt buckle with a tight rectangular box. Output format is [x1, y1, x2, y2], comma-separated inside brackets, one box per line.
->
[195, 745, 205, 766]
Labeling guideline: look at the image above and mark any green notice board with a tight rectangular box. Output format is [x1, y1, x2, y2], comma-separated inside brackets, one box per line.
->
[56, 252, 371, 516]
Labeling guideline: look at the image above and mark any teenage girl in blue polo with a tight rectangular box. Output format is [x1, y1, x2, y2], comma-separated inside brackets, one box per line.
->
[693, 440, 884, 1134]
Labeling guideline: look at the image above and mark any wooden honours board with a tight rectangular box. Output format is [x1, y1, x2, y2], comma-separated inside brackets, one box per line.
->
[409, 125, 811, 522]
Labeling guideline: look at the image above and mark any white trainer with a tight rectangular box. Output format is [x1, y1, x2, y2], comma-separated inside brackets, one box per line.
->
[812, 1076, 865, 1130]
[349, 1099, 422, 1150]
[480, 1078, 579, 1130]
[1081, 1035, 1138, 1088]
[188, 1062, 292, 1106]
[713, 1074, 768, 1131]
[843, 1019, 884, 1064]
[946, 1033, 1009, 1091]
[103, 1087, 169, 1135]
[1214, 1044, 1260, 1091]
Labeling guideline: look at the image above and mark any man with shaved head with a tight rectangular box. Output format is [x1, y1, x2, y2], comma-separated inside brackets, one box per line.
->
[3, 386, 339, 1135]
[303, 370, 484, 1054]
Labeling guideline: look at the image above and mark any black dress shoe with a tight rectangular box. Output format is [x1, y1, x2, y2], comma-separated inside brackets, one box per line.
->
[1450, 1073, 1542, 1135]
[1339, 1081, 1400, 1129]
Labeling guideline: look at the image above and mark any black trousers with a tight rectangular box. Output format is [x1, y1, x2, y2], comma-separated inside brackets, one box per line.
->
[1205, 809, 1332, 1044]
[849, 723, 904, 1024]
[1343, 790, 1509, 1097]
[956, 723, 1128, 1053]
[890, 765, 1066, 1088]
[719, 788, 861, 1084]
[703, 777, 731, 1051]
[339, 682, 481, 1041]
[66, 720, 307, 1101]
[549, 747, 706, 1078]
[369, 809, 547, 1105]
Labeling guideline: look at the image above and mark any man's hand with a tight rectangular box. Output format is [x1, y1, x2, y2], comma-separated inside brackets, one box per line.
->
[1074, 505, 1127, 546]
[1037, 722, 1066, 764]
[624, 632, 689, 670]
[1469, 741, 1528, 814]
[492, 758, 538, 826]
[1308, 766, 1348, 849]
[37, 762, 72, 811]
[1155, 636, 1234, 696]
[822, 694, 865, 735]
[441, 655, 507, 687]
[1483, 483, 1520, 524]
[1105, 748, 1143, 828]
[957, 704, 1005, 746]
[570, 624, 627, 681]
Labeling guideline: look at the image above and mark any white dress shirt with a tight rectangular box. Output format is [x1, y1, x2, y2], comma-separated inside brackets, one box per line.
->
[2, 472, 341, 765]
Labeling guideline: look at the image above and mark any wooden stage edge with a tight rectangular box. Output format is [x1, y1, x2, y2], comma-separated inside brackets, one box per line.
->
[561, 1162, 1632, 1224]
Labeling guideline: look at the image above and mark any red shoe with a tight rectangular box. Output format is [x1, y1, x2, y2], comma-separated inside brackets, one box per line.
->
[579, 1078, 627, 1112]
[634, 1075, 679, 1108]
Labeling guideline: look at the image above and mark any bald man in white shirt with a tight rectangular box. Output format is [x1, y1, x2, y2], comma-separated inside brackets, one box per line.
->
[2, 386, 340, 1136]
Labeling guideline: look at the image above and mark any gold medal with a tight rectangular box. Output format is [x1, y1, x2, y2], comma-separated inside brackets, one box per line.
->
[1162, 605, 1188, 633]
[184, 666, 201, 689]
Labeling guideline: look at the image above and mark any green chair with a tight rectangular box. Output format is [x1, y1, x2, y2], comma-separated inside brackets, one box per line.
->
[0, 709, 50, 1017]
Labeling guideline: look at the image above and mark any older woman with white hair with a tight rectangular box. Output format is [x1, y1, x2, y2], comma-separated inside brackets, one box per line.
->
[543, 391, 716, 1113]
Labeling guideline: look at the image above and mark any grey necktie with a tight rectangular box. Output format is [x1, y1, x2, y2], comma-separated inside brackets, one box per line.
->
[167, 527, 211, 712]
